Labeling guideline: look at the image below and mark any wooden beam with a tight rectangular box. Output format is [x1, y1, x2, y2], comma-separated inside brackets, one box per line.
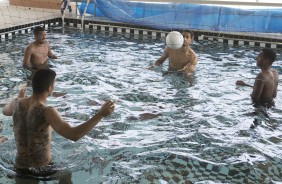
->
[9, 0, 61, 9]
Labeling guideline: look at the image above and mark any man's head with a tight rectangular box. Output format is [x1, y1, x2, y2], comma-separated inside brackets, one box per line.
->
[182, 30, 194, 46]
[262, 48, 276, 64]
[257, 48, 276, 67]
[33, 26, 46, 43]
[32, 69, 56, 95]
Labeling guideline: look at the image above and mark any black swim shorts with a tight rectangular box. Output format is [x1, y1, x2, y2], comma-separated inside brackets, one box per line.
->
[15, 163, 60, 180]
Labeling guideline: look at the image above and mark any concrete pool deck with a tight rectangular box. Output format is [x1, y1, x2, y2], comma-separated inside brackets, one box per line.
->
[0, 0, 114, 30]
[0, 1, 60, 30]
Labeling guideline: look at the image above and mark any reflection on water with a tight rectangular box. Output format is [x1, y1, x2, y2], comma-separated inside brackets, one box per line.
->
[0, 27, 282, 183]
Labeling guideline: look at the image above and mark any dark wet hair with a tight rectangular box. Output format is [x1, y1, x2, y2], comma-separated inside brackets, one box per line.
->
[261, 48, 276, 64]
[32, 69, 56, 94]
[182, 30, 194, 39]
[33, 26, 45, 34]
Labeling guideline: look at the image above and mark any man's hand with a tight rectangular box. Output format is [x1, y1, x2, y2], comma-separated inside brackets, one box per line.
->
[236, 80, 247, 86]
[236, 80, 253, 88]
[2, 87, 26, 116]
[184, 63, 194, 72]
[18, 87, 26, 98]
[146, 64, 156, 70]
[97, 101, 115, 117]
[178, 63, 194, 75]
[49, 55, 58, 59]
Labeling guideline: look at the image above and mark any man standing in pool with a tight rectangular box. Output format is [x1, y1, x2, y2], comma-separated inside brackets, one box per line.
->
[2, 69, 115, 180]
[149, 30, 198, 76]
[22, 26, 67, 97]
[22, 26, 58, 80]
[236, 48, 278, 108]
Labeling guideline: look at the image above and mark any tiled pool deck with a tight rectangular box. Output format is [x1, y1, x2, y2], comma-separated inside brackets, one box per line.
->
[0, 1, 60, 30]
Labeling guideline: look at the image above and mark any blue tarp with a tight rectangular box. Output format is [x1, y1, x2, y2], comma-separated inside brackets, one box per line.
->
[78, 0, 282, 33]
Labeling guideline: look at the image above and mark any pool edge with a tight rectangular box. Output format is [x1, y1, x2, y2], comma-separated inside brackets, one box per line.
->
[1, 17, 281, 49]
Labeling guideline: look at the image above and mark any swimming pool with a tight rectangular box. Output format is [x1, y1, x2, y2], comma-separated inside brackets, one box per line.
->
[0, 27, 281, 183]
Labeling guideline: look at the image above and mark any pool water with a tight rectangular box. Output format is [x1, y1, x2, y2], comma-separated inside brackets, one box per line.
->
[0, 27, 281, 183]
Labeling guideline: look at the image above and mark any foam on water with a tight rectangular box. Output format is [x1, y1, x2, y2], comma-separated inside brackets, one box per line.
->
[0, 27, 281, 183]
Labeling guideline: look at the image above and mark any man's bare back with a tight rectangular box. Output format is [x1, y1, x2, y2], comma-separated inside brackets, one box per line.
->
[2, 69, 115, 180]
[13, 98, 52, 168]
[251, 69, 278, 106]
[236, 48, 278, 108]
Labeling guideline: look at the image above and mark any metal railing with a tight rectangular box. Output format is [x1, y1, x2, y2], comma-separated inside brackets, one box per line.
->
[62, 0, 93, 28]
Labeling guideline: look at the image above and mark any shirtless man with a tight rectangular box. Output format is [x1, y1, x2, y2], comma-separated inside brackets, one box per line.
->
[2, 69, 115, 180]
[23, 26, 57, 79]
[150, 30, 198, 76]
[22, 26, 67, 97]
[236, 48, 278, 108]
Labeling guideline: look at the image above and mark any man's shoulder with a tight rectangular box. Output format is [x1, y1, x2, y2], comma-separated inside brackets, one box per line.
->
[44, 106, 57, 115]
[26, 42, 36, 50]
[256, 71, 278, 83]
[271, 68, 278, 75]
[164, 46, 170, 52]
[42, 41, 50, 47]
[257, 72, 265, 77]
[255, 72, 267, 83]
[188, 47, 196, 54]
[43, 106, 54, 111]
[16, 97, 29, 106]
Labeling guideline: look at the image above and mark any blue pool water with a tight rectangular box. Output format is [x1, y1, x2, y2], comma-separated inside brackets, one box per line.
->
[0, 27, 282, 183]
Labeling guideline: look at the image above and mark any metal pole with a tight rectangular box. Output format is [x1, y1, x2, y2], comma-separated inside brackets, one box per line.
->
[81, 0, 90, 29]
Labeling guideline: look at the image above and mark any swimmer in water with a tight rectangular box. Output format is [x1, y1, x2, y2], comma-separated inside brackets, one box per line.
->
[22, 26, 67, 97]
[23, 26, 58, 80]
[236, 48, 278, 108]
[2, 69, 115, 181]
[148, 30, 198, 76]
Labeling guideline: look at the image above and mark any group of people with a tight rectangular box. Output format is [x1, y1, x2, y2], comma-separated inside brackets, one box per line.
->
[151, 30, 278, 108]
[1, 26, 279, 181]
[3, 26, 115, 182]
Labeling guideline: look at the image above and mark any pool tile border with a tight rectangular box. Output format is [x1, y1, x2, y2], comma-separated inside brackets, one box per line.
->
[64, 18, 282, 49]
[0, 18, 61, 41]
[0, 17, 281, 49]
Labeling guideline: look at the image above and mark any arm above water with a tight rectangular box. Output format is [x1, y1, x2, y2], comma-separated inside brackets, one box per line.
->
[251, 73, 265, 102]
[235, 80, 253, 87]
[177, 49, 198, 75]
[155, 52, 169, 66]
[2, 99, 18, 116]
[272, 69, 279, 98]
[46, 101, 115, 142]
[22, 45, 36, 73]
[47, 44, 58, 59]
[147, 47, 169, 69]
[179, 50, 198, 74]
[2, 87, 26, 116]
